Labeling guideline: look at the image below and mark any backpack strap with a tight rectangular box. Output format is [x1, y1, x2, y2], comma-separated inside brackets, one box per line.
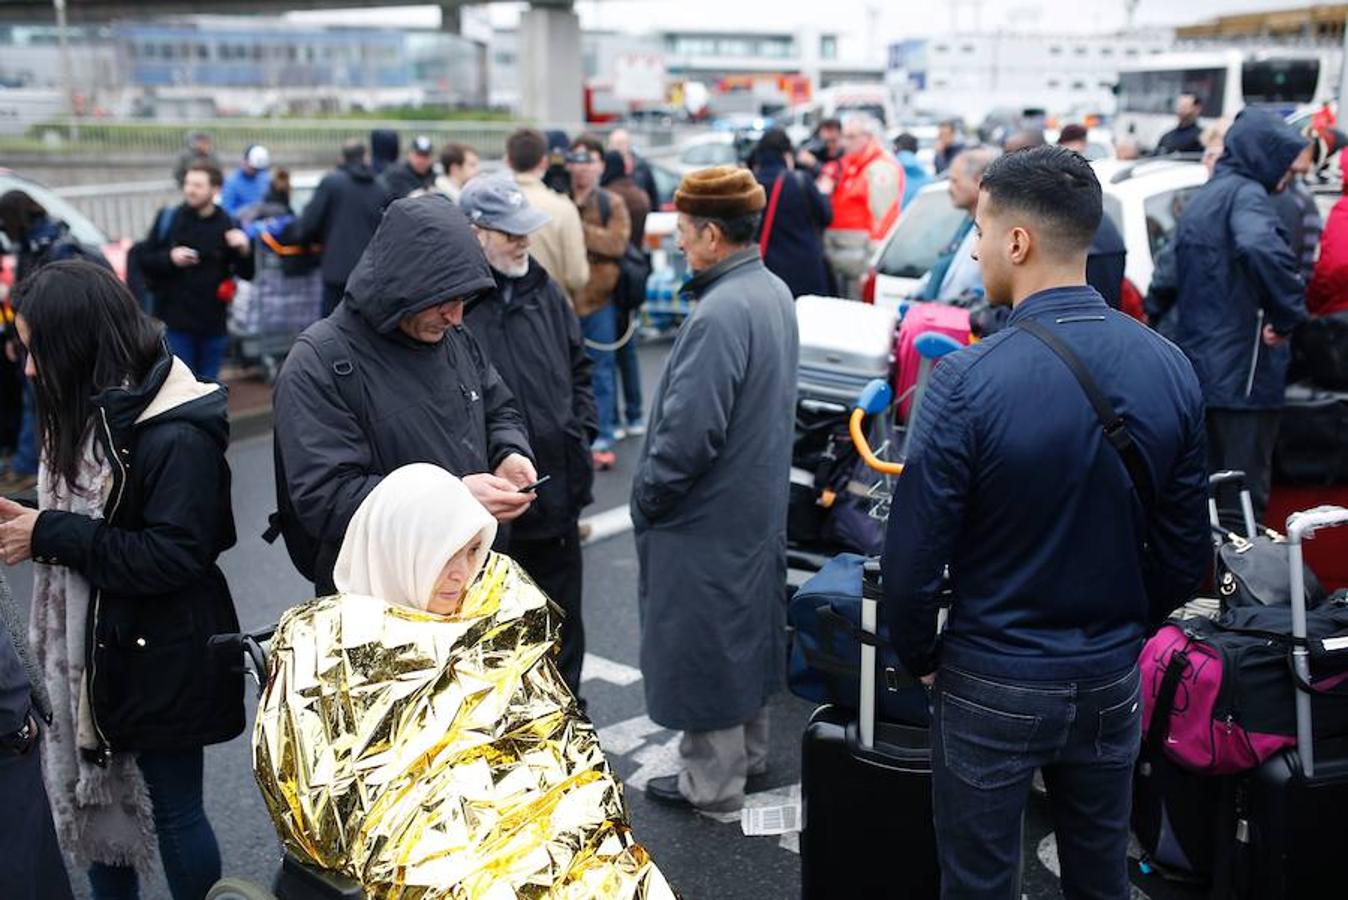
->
[1016, 317, 1156, 516]
[596, 188, 611, 227]
[262, 319, 369, 548]
[1145, 644, 1191, 754]
[155, 205, 178, 243]
[305, 319, 369, 440]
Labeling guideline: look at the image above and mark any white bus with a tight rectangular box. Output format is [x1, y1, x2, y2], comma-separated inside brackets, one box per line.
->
[1114, 49, 1338, 150]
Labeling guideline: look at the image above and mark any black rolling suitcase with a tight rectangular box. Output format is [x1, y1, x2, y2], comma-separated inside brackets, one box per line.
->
[1210, 505, 1348, 900]
[799, 559, 940, 899]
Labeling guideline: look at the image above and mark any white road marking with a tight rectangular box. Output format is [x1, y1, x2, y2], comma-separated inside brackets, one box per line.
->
[624, 733, 683, 790]
[596, 712, 665, 757]
[580, 505, 634, 545]
[582, 653, 643, 687]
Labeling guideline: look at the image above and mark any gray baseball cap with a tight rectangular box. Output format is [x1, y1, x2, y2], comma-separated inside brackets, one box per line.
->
[459, 176, 550, 236]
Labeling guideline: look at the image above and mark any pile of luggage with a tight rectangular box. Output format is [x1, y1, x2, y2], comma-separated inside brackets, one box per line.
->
[789, 296, 971, 558]
[785, 462, 1348, 897]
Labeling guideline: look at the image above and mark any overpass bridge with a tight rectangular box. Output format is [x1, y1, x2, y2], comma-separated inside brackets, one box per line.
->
[0, 0, 585, 121]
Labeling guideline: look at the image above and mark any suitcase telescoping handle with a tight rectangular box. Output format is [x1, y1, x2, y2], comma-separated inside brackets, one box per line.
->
[1208, 470, 1258, 540]
[859, 559, 883, 750]
[1287, 506, 1348, 778]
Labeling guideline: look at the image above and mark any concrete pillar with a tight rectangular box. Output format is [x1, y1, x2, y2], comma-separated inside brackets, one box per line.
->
[439, 3, 461, 34]
[521, 3, 583, 126]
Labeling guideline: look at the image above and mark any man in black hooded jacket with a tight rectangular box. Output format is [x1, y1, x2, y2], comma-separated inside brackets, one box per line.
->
[293, 139, 393, 317]
[460, 176, 597, 695]
[274, 194, 538, 594]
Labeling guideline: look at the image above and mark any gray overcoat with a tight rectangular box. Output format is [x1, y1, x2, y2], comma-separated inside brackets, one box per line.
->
[631, 248, 799, 732]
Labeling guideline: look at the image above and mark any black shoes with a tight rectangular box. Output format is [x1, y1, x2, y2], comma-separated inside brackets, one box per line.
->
[645, 774, 693, 809]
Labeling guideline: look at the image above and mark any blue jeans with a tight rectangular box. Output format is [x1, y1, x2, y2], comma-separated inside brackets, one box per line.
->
[931, 665, 1142, 900]
[614, 328, 643, 427]
[580, 305, 617, 449]
[13, 376, 39, 475]
[165, 331, 228, 382]
[87, 748, 222, 900]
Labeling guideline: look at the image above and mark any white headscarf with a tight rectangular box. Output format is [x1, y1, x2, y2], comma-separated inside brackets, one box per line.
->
[333, 464, 498, 611]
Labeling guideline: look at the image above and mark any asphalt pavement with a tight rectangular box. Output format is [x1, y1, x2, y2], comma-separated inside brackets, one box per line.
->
[4, 337, 1206, 899]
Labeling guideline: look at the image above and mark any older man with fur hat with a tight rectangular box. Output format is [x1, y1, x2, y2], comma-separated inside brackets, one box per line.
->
[632, 166, 800, 812]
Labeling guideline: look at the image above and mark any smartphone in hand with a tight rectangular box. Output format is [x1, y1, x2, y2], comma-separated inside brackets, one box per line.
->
[518, 475, 552, 494]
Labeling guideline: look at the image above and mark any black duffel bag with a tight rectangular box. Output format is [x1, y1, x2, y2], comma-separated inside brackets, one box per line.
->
[1273, 388, 1348, 485]
[1292, 312, 1348, 391]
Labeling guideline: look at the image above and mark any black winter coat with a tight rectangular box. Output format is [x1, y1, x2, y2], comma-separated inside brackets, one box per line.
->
[465, 260, 597, 540]
[754, 161, 832, 298]
[30, 346, 243, 759]
[139, 203, 254, 337]
[293, 161, 391, 288]
[1170, 107, 1310, 410]
[274, 195, 533, 591]
[1156, 120, 1205, 156]
[379, 160, 435, 200]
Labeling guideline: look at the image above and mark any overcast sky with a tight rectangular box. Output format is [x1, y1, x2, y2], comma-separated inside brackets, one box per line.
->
[289, 1, 1328, 37]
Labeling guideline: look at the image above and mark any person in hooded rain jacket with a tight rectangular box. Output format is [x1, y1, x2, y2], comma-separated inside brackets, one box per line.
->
[1169, 107, 1312, 529]
[632, 167, 798, 813]
[273, 194, 537, 596]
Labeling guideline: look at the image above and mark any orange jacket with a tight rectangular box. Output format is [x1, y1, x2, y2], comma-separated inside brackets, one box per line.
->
[829, 140, 904, 241]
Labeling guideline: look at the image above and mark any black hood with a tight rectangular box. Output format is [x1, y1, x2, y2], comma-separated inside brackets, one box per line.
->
[344, 193, 496, 335]
[341, 161, 376, 183]
[95, 342, 230, 451]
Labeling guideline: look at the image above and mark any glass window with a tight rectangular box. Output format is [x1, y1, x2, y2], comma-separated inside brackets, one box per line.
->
[1117, 67, 1227, 117]
[1074, 46, 1088, 56]
[820, 35, 837, 60]
[876, 188, 969, 279]
[934, 44, 949, 53]
[1242, 59, 1319, 105]
[1049, 45, 1062, 55]
[1143, 187, 1201, 262]
[1101, 47, 1114, 57]
[960, 44, 975, 54]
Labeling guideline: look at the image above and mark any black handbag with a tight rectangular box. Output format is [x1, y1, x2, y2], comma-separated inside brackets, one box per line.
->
[1213, 525, 1326, 611]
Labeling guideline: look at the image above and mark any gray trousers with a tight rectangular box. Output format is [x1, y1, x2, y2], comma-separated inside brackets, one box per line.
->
[677, 705, 770, 810]
[1206, 408, 1281, 531]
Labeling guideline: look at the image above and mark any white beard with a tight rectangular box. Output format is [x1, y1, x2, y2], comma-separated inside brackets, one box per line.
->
[493, 257, 530, 279]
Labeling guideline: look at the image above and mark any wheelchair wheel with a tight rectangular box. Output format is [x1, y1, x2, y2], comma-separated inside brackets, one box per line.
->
[207, 878, 278, 900]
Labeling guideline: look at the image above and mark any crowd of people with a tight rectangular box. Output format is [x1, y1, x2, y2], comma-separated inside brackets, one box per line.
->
[0, 90, 1345, 899]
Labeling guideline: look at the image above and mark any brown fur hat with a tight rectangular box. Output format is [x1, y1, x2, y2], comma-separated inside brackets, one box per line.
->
[674, 165, 766, 218]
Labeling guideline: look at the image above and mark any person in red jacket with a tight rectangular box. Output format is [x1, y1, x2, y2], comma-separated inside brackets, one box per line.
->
[1308, 148, 1348, 316]
[823, 114, 903, 297]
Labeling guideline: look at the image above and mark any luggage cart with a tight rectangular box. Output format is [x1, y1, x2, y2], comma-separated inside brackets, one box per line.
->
[228, 233, 323, 384]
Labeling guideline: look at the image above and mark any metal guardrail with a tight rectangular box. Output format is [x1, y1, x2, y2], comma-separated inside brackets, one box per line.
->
[53, 178, 180, 244]
[15, 118, 684, 166]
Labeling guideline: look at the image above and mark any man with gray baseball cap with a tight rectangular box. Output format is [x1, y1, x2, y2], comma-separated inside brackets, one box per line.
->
[462, 176, 598, 697]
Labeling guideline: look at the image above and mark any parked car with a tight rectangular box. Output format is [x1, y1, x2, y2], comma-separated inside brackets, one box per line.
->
[0, 168, 130, 290]
[655, 132, 740, 176]
[863, 157, 1208, 313]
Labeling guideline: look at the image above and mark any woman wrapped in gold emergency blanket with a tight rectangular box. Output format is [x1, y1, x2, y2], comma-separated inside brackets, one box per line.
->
[252, 463, 676, 898]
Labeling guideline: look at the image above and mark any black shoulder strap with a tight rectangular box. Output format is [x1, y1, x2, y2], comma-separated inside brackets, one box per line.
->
[1017, 317, 1156, 515]
[596, 188, 611, 227]
[304, 319, 369, 439]
[1144, 646, 1190, 754]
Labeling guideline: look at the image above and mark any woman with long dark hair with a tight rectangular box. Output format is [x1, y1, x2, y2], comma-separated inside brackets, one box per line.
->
[0, 260, 243, 900]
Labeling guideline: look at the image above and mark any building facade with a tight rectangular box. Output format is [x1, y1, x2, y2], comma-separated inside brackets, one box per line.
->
[889, 31, 1173, 123]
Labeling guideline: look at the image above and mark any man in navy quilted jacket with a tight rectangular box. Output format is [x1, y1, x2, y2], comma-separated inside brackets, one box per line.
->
[883, 146, 1210, 899]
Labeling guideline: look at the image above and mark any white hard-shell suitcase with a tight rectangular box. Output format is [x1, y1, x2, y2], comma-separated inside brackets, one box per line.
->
[795, 295, 897, 404]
